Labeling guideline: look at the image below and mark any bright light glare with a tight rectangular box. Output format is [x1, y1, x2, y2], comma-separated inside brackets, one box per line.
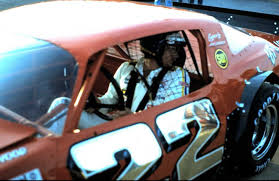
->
[74, 85, 84, 107]
[73, 129, 80, 134]
[0, 32, 47, 54]
[156, 100, 212, 145]
[70, 123, 162, 172]
[156, 105, 191, 144]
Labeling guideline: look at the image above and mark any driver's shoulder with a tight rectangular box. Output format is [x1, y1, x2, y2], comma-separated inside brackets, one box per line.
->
[119, 61, 135, 70]
[169, 66, 186, 73]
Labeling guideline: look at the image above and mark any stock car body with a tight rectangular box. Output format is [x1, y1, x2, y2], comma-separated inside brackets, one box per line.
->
[0, 0, 279, 180]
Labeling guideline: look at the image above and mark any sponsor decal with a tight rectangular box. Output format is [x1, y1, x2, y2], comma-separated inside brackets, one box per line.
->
[264, 44, 277, 66]
[208, 33, 221, 42]
[215, 49, 228, 69]
[0, 147, 27, 164]
[209, 41, 226, 47]
[10, 168, 43, 180]
[208, 33, 226, 47]
[274, 40, 279, 50]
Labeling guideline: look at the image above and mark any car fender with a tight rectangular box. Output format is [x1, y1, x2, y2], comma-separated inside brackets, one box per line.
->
[233, 71, 279, 143]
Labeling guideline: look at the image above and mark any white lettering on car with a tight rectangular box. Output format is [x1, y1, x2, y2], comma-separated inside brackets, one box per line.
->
[209, 41, 226, 47]
[257, 94, 278, 119]
[208, 33, 226, 47]
[0, 147, 27, 164]
[10, 168, 43, 180]
[208, 33, 221, 42]
[255, 158, 270, 173]
[264, 44, 277, 66]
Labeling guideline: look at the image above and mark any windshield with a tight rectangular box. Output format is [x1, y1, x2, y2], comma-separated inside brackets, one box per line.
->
[0, 33, 78, 135]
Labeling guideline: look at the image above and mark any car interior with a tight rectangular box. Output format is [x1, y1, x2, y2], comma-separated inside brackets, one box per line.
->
[82, 29, 214, 124]
[0, 29, 214, 136]
[92, 29, 213, 100]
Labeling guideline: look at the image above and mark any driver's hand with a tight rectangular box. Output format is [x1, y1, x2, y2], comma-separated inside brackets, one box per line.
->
[85, 96, 101, 113]
[95, 96, 101, 103]
[108, 108, 132, 119]
[85, 107, 96, 114]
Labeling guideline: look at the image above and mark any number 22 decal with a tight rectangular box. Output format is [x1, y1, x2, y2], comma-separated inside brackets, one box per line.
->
[156, 99, 224, 180]
[69, 123, 162, 180]
[69, 99, 223, 180]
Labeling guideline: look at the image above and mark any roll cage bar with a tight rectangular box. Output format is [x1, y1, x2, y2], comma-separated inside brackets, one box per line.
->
[112, 30, 209, 84]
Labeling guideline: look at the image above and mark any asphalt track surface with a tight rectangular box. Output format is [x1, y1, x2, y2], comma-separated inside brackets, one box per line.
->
[0, 0, 279, 180]
[247, 149, 279, 180]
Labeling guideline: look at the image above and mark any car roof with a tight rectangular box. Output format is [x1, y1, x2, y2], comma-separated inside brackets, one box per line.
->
[0, 0, 217, 64]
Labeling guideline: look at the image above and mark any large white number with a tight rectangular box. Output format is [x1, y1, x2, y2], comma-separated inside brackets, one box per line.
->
[70, 123, 162, 180]
[71, 99, 223, 180]
[156, 99, 224, 180]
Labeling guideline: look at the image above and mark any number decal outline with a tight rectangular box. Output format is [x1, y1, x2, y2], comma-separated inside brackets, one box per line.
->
[68, 123, 162, 180]
[155, 98, 224, 180]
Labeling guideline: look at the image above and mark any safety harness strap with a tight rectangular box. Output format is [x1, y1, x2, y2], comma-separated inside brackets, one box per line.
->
[125, 70, 138, 109]
[125, 68, 152, 109]
[136, 67, 169, 112]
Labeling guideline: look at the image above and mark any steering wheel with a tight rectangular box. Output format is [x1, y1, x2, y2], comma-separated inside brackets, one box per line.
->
[85, 66, 125, 120]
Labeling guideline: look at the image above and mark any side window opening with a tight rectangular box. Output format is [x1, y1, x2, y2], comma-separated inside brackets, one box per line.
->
[79, 29, 213, 130]
[183, 30, 213, 92]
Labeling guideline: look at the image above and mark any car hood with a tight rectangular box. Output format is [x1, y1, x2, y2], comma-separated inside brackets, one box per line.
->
[0, 119, 36, 150]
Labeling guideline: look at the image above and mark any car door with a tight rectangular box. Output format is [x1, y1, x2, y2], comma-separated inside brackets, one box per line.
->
[64, 29, 228, 180]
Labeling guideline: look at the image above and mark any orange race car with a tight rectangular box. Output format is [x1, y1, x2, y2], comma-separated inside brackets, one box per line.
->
[0, 0, 279, 180]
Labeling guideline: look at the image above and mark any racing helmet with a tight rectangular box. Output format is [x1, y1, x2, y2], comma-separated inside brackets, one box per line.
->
[140, 31, 186, 67]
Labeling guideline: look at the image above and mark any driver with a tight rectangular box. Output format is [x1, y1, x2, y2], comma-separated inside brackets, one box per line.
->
[98, 32, 190, 113]
[47, 32, 190, 132]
